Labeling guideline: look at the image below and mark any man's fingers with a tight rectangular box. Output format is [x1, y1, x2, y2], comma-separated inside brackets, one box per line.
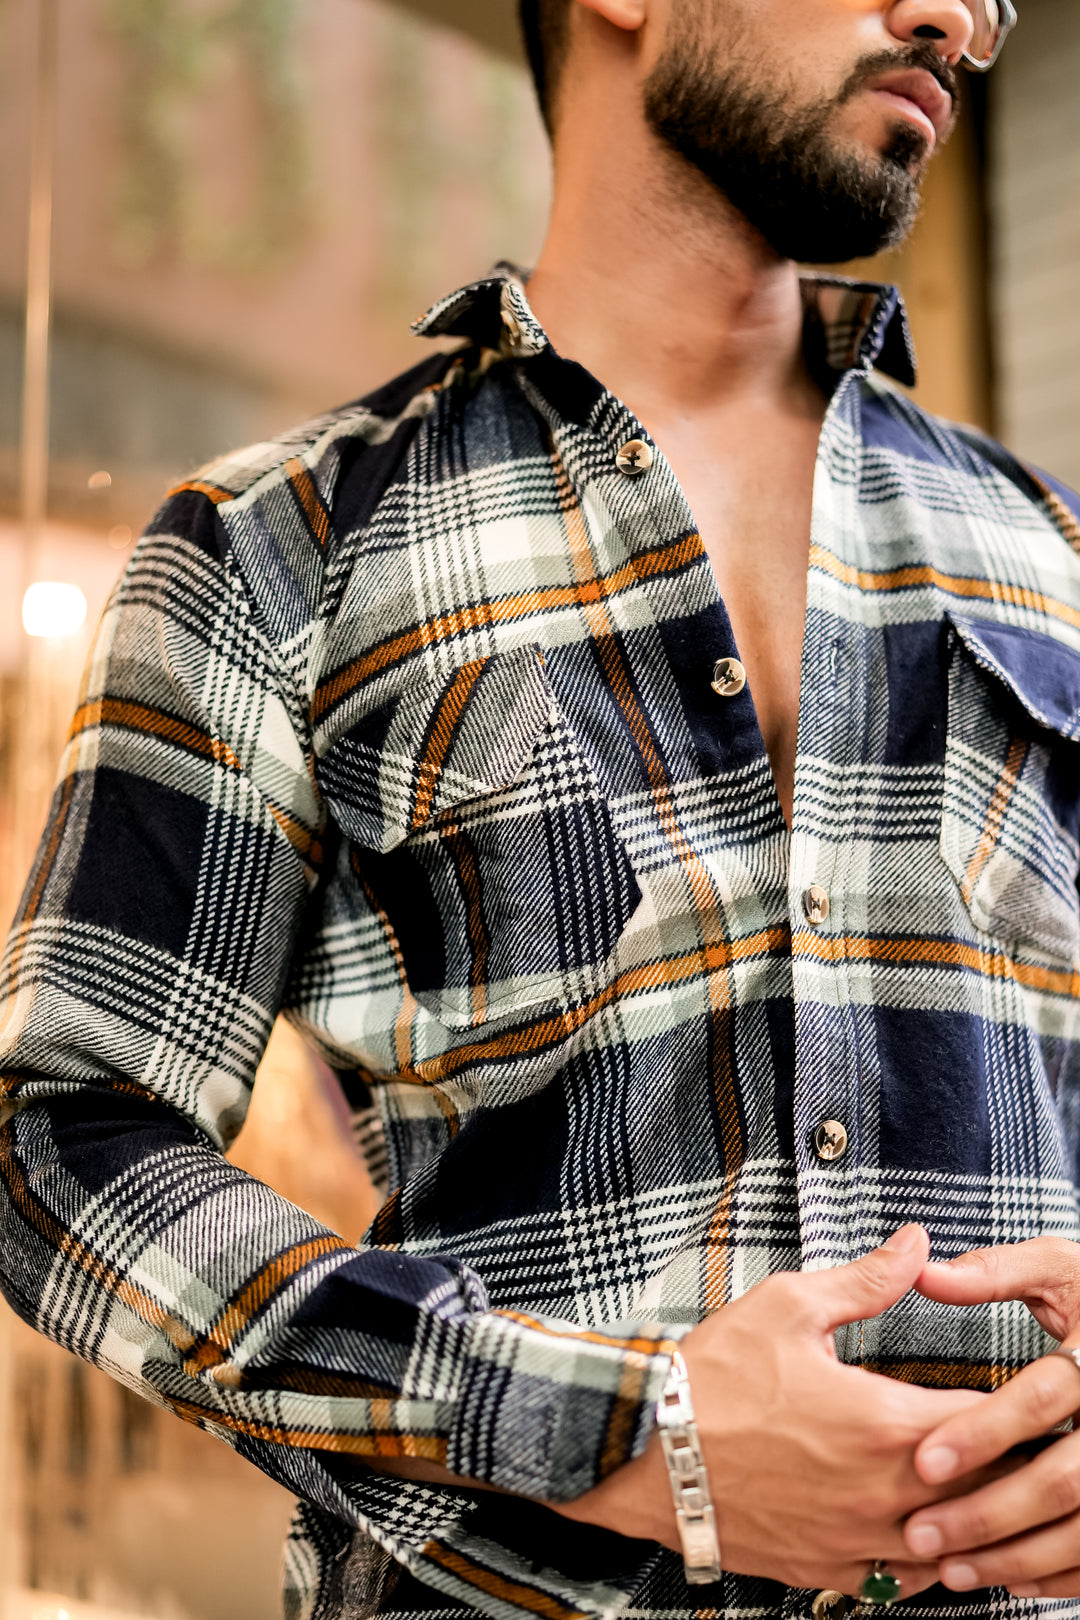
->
[916, 1239, 1080, 1345]
[914, 1352, 1080, 1484]
[1006, 1566, 1080, 1599]
[935, 1512, 1080, 1593]
[807, 1224, 931, 1332]
[916, 1245, 1034, 1305]
[916, 1238, 1078, 1308]
[907, 1429, 1080, 1559]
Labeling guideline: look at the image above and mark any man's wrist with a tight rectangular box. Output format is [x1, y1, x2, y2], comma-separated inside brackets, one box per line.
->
[656, 1348, 723, 1585]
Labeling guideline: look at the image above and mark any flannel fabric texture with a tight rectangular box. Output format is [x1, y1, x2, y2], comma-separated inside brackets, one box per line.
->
[4, 267, 1080, 1620]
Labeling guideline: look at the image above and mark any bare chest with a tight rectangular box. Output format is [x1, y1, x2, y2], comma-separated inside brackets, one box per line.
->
[661, 415, 823, 824]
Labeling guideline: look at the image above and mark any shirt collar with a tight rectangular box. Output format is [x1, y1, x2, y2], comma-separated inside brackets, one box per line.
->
[412, 262, 917, 389]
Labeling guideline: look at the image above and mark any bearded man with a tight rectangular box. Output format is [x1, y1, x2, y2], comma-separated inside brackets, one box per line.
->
[5, 2, 1080, 1620]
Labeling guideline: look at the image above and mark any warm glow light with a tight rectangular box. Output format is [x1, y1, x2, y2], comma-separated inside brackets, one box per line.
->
[22, 581, 88, 638]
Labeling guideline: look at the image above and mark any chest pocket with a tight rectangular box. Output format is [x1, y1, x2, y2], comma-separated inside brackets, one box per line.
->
[941, 613, 1080, 963]
[315, 644, 642, 1029]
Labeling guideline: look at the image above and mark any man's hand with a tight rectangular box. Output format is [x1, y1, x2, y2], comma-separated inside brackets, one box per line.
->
[553, 1224, 997, 1598]
[906, 1237, 1080, 1597]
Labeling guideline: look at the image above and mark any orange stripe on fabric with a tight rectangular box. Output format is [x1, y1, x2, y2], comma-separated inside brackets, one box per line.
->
[810, 544, 1080, 633]
[1045, 490, 1080, 553]
[420, 1542, 588, 1620]
[494, 1308, 679, 1359]
[167, 479, 233, 505]
[1025, 469, 1080, 555]
[69, 698, 244, 773]
[164, 1392, 448, 1457]
[284, 457, 332, 552]
[267, 803, 323, 868]
[0, 1068, 160, 1108]
[598, 1335, 680, 1478]
[862, 1358, 1016, 1392]
[960, 736, 1028, 903]
[411, 660, 486, 830]
[185, 1234, 350, 1372]
[791, 928, 1080, 998]
[370, 1186, 402, 1247]
[311, 532, 701, 725]
[71, 699, 319, 861]
[398, 924, 793, 1088]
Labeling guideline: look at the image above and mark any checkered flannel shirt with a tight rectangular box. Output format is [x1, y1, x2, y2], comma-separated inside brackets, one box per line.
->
[4, 267, 1080, 1620]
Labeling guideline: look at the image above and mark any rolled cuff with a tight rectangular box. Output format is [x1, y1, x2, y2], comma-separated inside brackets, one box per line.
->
[446, 1308, 679, 1502]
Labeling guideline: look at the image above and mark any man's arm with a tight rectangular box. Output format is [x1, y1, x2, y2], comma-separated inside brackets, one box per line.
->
[375, 1226, 1018, 1601]
[0, 488, 675, 1557]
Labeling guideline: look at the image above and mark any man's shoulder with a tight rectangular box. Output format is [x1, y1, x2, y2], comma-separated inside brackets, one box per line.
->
[172, 348, 459, 512]
[140, 348, 463, 654]
[860, 372, 1080, 549]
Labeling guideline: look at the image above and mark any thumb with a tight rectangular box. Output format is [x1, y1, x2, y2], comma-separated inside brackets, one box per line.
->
[804, 1224, 931, 1333]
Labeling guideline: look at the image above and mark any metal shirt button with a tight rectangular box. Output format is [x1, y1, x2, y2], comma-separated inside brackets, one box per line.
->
[814, 1120, 849, 1162]
[803, 885, 830, 925]
[615, 439, 653, 476]
[711, 657, 746, 697]
[501, 310, 524, 353]
[813, 1592, 852, 1620]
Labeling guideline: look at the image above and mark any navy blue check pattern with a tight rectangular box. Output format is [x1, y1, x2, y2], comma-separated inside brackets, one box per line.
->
[3, 267, 1080, 1620]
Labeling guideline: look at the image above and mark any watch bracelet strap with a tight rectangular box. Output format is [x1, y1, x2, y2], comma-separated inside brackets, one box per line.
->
[656, 1347, 723, 1585]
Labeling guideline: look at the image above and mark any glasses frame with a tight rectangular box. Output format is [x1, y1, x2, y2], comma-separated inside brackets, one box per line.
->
[962, 0, 1017, 71]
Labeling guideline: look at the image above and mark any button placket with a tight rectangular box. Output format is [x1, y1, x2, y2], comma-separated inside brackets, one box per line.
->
[787, 398, 867, 1282]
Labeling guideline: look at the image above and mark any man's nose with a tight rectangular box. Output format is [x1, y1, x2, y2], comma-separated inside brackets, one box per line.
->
[884, 0, 976, 61]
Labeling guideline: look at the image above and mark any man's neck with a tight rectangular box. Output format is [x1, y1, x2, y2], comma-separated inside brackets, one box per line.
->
[525, 102, 821, 428]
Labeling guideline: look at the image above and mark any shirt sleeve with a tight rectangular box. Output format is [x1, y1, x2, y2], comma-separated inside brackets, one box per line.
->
[0, 488, 676, 1617]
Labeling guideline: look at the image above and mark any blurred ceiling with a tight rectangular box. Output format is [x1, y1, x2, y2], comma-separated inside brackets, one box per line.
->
[392, 0, 524, 61]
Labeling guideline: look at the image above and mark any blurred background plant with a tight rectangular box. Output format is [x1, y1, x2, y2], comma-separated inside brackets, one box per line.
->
[0, 1, 1077, 1616]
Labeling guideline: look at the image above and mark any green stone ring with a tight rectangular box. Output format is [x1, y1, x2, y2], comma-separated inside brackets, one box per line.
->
[860, 1562, 902, 1607]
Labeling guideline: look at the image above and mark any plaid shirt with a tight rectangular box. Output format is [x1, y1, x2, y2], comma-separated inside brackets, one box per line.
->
[4, 267, 1080, 1620]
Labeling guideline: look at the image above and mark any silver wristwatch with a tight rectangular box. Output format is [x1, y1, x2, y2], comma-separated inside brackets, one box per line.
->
[655, 1348, 723, 1585]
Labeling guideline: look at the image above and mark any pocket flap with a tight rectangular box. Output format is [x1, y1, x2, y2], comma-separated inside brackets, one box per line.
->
[315, 644, 554, 852]
[948, 614, 1080, 741]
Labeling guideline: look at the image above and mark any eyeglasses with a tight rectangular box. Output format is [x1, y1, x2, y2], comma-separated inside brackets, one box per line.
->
[962, 0, 1017, 71]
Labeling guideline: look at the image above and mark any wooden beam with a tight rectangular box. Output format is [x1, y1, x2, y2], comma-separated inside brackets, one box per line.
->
[389, 0, 525, 62]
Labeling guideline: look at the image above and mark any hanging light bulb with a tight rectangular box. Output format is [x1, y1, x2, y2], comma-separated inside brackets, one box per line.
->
[22, 580, 87, 638]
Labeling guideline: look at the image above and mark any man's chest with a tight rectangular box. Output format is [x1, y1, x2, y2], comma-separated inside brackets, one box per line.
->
[654, 407, 825, 823]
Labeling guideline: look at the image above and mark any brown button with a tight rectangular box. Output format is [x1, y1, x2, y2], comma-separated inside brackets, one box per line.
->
[615, 439, 653, 476]
[803, 885, 830, 925]
[812, 1592, 852, 1620]
[814, 1120, 849, 1163]
[711, 657, 746, 697]
[210, 1362, 243, 1388]
[501, 310, 524, 352]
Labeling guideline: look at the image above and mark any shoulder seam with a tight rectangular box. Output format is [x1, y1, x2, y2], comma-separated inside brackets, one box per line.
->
[170, 350, 461, 507]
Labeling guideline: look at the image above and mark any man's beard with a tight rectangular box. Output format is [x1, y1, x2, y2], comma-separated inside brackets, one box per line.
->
[643, 30, 957, 264]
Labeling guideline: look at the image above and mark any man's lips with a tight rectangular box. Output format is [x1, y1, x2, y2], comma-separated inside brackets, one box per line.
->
[865, 69, 954, 149]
